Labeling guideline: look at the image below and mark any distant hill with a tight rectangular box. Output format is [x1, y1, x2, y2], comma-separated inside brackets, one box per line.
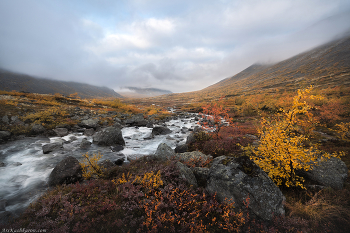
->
[0, 69, 122, 99]
[119, 87, 172, 98]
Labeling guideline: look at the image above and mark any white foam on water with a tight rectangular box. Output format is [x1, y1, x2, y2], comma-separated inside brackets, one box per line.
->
[0, 115, 200, 215]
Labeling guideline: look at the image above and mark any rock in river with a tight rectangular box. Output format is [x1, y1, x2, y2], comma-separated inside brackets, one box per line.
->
[93, 127, 125, 146]
[48, 156, 83, 187]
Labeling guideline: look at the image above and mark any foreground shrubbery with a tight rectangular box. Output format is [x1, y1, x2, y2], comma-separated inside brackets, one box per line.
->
[3, 157, 320, 232]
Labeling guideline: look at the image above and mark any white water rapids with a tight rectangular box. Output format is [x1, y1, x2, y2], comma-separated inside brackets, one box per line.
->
[0, 116, 199, 217]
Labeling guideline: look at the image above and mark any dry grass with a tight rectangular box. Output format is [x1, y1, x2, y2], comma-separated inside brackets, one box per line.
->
[285, 187, 350, 232]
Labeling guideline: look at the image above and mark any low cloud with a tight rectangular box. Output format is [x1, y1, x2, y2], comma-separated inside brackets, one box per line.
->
[1, 0, 350, 93]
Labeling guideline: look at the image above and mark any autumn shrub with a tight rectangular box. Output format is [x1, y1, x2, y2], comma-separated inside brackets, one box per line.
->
[80, 152, 104, 179]
[246, 86, 343, 188]
[4, 158, 246, 232]
[22, 107, 68, 128]
[91, 98, 141, 114]
[199, 98, 232, 139]
[333, 122, 350, 141]
[192, 116, 256, 157]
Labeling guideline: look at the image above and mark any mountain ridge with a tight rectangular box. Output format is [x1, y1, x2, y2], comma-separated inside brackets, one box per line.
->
[0, 69, 122, 99]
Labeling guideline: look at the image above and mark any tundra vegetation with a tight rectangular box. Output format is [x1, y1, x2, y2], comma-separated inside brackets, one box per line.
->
[1, 85, 350, 232]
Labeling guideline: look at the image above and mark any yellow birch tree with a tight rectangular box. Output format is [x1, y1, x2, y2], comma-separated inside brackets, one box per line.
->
[249, 86, 341, 188]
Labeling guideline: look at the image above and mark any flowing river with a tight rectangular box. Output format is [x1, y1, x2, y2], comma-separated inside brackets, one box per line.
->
[0, 116, 199, 217]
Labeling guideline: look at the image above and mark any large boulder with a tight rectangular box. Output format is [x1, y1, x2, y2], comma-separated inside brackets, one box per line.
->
[98, 159, 115, 170]
[80, 138, 91, 149]
[191, 167, 209, 187]
[301, 157, 348, 190]
[93, 127, 125, 146]
[176, 162, 198, 187]
[79, 118, 99, 129]
[0, 131, 11, 142]
[152, 126, 172, 136]
[42, 142, 63, 154]
[175, 144, 188, 153]
[154, 143, 175, 160]
[2, 115, 9, 124]
[48, 156, 83, 187]
[125, 114, 148, 127]
[54, 128, 69, 137]
[0, 211, 14, 225]
[84, 128, 95, 136]
[30, 124, 46, 135]
[185, 132, 196, 145]
[206, 156, 285, 221]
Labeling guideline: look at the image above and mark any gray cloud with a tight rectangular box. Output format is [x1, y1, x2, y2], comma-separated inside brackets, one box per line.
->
[1, 0, 350, 93]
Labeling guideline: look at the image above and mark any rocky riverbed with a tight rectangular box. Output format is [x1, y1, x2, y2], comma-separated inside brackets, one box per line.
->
[0, 111, 200, 217]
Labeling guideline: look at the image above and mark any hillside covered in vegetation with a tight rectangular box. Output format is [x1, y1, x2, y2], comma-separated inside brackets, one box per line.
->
[0, 69, 122, 99]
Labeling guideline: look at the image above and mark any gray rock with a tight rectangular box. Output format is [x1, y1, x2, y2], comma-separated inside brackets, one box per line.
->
[84, 128, 95, 136]
[30, 124, 46, 135]
[301, 156, 348, 190]
[113, 122, 123, 129]
[54, 128, 69, 137]
[114, 117, 122, 124]
[175, 151, 212, 166]
[10, 115, 19, 123]
[79, 118, 99, 129]
[0, 131, 11, 141]
[80, 138, 91, 149]
[0, 211, 14, 225]
[0, 162, 5, 167]
[186, 132, 196, 145]
[114, 157, 125, 166]
[154, 143, 175, 160]
[93, 127, 125, 146]
[166, 136, 175, 140]
[176, 161, 198, 187]
[152, 126, 172, 136]
[70, 116, 80, 120]
[111, 145, 124, 152]
[42, 142, 63, 154]
[191, 167, 209, 187]
[244, 134, 259, 140]
[2, 115, 9, 124]
[98, 159, 115, 170]
[56, 123, 71, 130]
[206, 156, 285, 221]
[69, 136, 78, 142]
[125, 114, 148, 127]
[175, 144, 188, 153]
[48, 156, 83, 187]
[11, 162, 22, 166]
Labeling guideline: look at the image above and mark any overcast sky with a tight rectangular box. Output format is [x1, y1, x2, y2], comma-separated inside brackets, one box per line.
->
[1, 0, 350, 93]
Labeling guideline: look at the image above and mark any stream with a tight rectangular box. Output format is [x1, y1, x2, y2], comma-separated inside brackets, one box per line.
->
[0, 116, 199, 217]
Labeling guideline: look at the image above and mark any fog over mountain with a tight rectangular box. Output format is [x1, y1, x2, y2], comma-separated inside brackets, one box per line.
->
[1, 1, 350, 93]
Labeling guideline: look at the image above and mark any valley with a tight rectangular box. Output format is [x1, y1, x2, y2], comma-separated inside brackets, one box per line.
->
[0, 35, 350, 232]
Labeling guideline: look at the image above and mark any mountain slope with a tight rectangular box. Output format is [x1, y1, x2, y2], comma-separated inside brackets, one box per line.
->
[0, 69, 122, 99]
[203, 35, 350, 96]
[140, 35, 350, 107]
